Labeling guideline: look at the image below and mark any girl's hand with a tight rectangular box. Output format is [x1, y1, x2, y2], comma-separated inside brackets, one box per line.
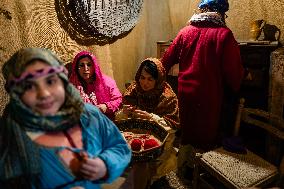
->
[133, 109, 152, 120]
[79, 157, 107, 181]
[97, 104, 107, 113]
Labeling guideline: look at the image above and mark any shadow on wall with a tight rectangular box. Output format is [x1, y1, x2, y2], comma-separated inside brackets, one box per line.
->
[0, 8, 12, 55]
[54, 0, 134, 46]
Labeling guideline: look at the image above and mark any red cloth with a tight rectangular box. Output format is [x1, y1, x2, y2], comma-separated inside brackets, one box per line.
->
[143, 138, 159, 150]
[130, 139, 143, 151]
[162, 24, 244, 150]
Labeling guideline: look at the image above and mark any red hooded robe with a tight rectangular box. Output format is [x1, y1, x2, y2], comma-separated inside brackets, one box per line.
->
[162, 18, 244, 150]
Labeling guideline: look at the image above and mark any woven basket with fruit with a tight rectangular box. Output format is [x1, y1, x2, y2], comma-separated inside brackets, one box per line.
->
[115, 118, 169, 162]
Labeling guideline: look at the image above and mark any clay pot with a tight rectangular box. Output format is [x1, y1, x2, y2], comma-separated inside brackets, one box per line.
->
[263, 24, 280, 41]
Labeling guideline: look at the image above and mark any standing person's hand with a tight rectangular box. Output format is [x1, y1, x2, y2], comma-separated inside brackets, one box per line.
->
[80, 157, 107, 181]
[97, 104, 107, 113]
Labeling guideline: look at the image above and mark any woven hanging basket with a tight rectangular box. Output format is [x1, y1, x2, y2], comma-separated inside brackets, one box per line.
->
[69, 0, 143, 38]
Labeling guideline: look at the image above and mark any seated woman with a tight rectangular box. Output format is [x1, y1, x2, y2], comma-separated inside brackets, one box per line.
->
[116, 58, 179, 189]
[69, 51, 122, 120]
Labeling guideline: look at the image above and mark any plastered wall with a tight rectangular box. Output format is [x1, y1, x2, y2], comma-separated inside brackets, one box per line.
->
[0, 0, 284, 114]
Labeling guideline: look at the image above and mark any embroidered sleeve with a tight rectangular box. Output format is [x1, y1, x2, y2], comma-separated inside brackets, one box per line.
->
[149, 113, 169, 129]
[89, 92, 98, 105]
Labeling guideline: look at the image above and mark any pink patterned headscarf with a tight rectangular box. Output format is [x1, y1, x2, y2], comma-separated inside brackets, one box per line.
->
[69, 51, 112, 104]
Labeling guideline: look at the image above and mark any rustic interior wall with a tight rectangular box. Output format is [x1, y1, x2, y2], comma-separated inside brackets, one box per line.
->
[0, 0, 284, 114]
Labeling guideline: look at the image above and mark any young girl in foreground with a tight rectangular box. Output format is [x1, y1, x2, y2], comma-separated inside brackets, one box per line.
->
[0, 47, 131, 189]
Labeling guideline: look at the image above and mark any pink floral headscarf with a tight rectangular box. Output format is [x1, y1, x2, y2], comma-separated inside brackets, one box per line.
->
[69, 51, 112, 104]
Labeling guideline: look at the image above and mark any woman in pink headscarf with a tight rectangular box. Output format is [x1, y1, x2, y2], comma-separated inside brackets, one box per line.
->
[69, 51, 122, 120]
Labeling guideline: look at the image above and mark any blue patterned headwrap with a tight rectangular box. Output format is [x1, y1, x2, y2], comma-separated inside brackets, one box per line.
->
[198, 0, 229, 13]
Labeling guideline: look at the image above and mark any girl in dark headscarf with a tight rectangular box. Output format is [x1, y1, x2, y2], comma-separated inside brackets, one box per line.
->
[118, 58, 179, 129]
[116, 58, 179, 189]
[0, 47, 131, 189]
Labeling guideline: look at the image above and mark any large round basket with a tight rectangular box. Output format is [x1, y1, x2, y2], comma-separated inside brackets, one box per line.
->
[115, 118, 169, 162]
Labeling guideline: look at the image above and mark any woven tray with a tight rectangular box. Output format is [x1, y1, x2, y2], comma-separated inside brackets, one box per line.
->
[115, 118, 169, 162]
[201, 147, 278, 188]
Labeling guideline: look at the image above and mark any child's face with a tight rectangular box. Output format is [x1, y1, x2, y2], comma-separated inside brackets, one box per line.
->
[20, 60, 66, 116]
[78, 57, 95, 83]
[139, 68, 156, 91]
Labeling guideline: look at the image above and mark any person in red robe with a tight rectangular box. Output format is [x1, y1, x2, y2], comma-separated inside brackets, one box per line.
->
[161, 0, 244, 178]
